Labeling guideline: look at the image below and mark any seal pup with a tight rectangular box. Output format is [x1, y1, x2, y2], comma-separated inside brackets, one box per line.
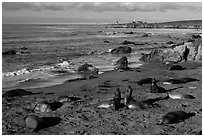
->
[151, 78, 167, 93]
[124, 86, 152, 109]
[158, 110, 195, 125]
[34, 100, 52, 113]
[25, 115, 43, 132]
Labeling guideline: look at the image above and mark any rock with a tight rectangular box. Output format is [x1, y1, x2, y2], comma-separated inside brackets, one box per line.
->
[21, 47, 28, 50]
[190, 34, 201, 39]
[187, 39, 195, 42]
[104, 40, 110, 43]
[166, 41, 174, 44]
[2, 50, 16, 55]
[77, 63, 99, 74]
[110, 46, 132, 54]
[124, 31, 133, 34]
[34, 100, 52, 113]
[122, 40, 135, 45]
[139, 39, 202, 63]
[25, 115, 42, 132]
[2, 89, 34, 98]
[169, 64, 185, 70]
[115, 56, 129, 70]
[142, 34, 148, 37]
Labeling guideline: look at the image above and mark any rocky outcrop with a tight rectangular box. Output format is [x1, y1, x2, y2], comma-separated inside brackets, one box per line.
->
[139, 38, 202, 63]
[2, 50, 16, 55]
[115, 56, 129, 70]
[110, 46, 132, 54]
[77, 63, 99, 74]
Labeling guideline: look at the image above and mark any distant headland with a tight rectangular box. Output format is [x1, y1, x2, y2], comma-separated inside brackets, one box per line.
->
[107, 20, 202, 29]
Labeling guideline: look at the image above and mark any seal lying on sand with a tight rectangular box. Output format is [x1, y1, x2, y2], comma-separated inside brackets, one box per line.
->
[158, 110, 195, 125]
[124, 86, 152, 109]
[151, 78, 167, 93]
[163, 77, 199, 84]
[137, 78, 159, 85]
[25, 115, 42, 132]
[167, 92, 195, 99]
[34, 100, 52, 113]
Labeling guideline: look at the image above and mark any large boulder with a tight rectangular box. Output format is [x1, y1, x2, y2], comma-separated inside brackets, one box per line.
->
[77, 63, 99, 74]
[110, 46, 132, 54]
[139, 38, 202, 63]
[115, 56, 129, 70]
[2, 50, 16, 55]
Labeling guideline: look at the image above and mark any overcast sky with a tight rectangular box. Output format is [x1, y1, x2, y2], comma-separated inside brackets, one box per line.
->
[2, 2, 202, 24]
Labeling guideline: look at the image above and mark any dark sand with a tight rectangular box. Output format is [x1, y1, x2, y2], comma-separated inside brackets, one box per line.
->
[2, 60, 202, 135]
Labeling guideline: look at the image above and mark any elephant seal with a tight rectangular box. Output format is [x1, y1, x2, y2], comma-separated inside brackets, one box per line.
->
[167, 92, 195, 99]
[158, 110, 194, 125]
[97, 88, 122, 109]
[113, 88, 122, 110]
[124, 86, 152, 109]
[151, 78, 167, 93]
[25, 115, 42, 132]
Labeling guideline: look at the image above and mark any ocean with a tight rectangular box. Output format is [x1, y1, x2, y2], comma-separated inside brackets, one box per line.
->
[2, 24, 200, 90]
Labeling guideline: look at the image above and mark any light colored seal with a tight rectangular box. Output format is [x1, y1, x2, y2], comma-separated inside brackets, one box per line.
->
[167, 92, 195, 99]
[25, 115, 42, 132]
[124, 86, 151, 109]
[34, 100, 52, 113]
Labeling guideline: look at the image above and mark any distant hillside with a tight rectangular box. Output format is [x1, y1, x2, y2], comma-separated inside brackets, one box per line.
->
[157, 20, 202, 25]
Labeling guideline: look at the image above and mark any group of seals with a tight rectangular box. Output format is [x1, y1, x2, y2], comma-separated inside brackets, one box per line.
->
[97, 86, 153, 110]
[137, 77, 196, 124]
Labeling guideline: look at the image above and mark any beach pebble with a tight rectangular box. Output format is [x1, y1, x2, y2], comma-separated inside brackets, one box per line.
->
[34, 100, 52, 112]
[25, 115, 42, 131]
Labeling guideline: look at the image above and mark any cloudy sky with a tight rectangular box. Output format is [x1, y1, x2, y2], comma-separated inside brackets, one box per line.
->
[2, 2, 202, 24]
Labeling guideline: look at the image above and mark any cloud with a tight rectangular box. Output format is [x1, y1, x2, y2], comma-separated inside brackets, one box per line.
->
[2, 2, 202, 12]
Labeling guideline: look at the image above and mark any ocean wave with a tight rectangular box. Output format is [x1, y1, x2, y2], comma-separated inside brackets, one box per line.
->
[2, 61, 76, 78]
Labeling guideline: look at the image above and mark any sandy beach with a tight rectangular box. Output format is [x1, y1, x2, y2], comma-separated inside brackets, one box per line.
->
[2, 58, 202, 134]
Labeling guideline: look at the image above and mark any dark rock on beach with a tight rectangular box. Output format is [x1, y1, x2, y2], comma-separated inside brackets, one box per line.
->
[2, 50, 16, 55]
[142, 33, 148, 37]
[169, 64, 185, 70]
[110, 46, 132, 54]
[21, 47, 28, 50]
[115, 56, 129, 70]
[166, 41, 174, 44]
[77, 63, 99, 74]
[139, 38, 202, 63]
[122, 40, 135, 45]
